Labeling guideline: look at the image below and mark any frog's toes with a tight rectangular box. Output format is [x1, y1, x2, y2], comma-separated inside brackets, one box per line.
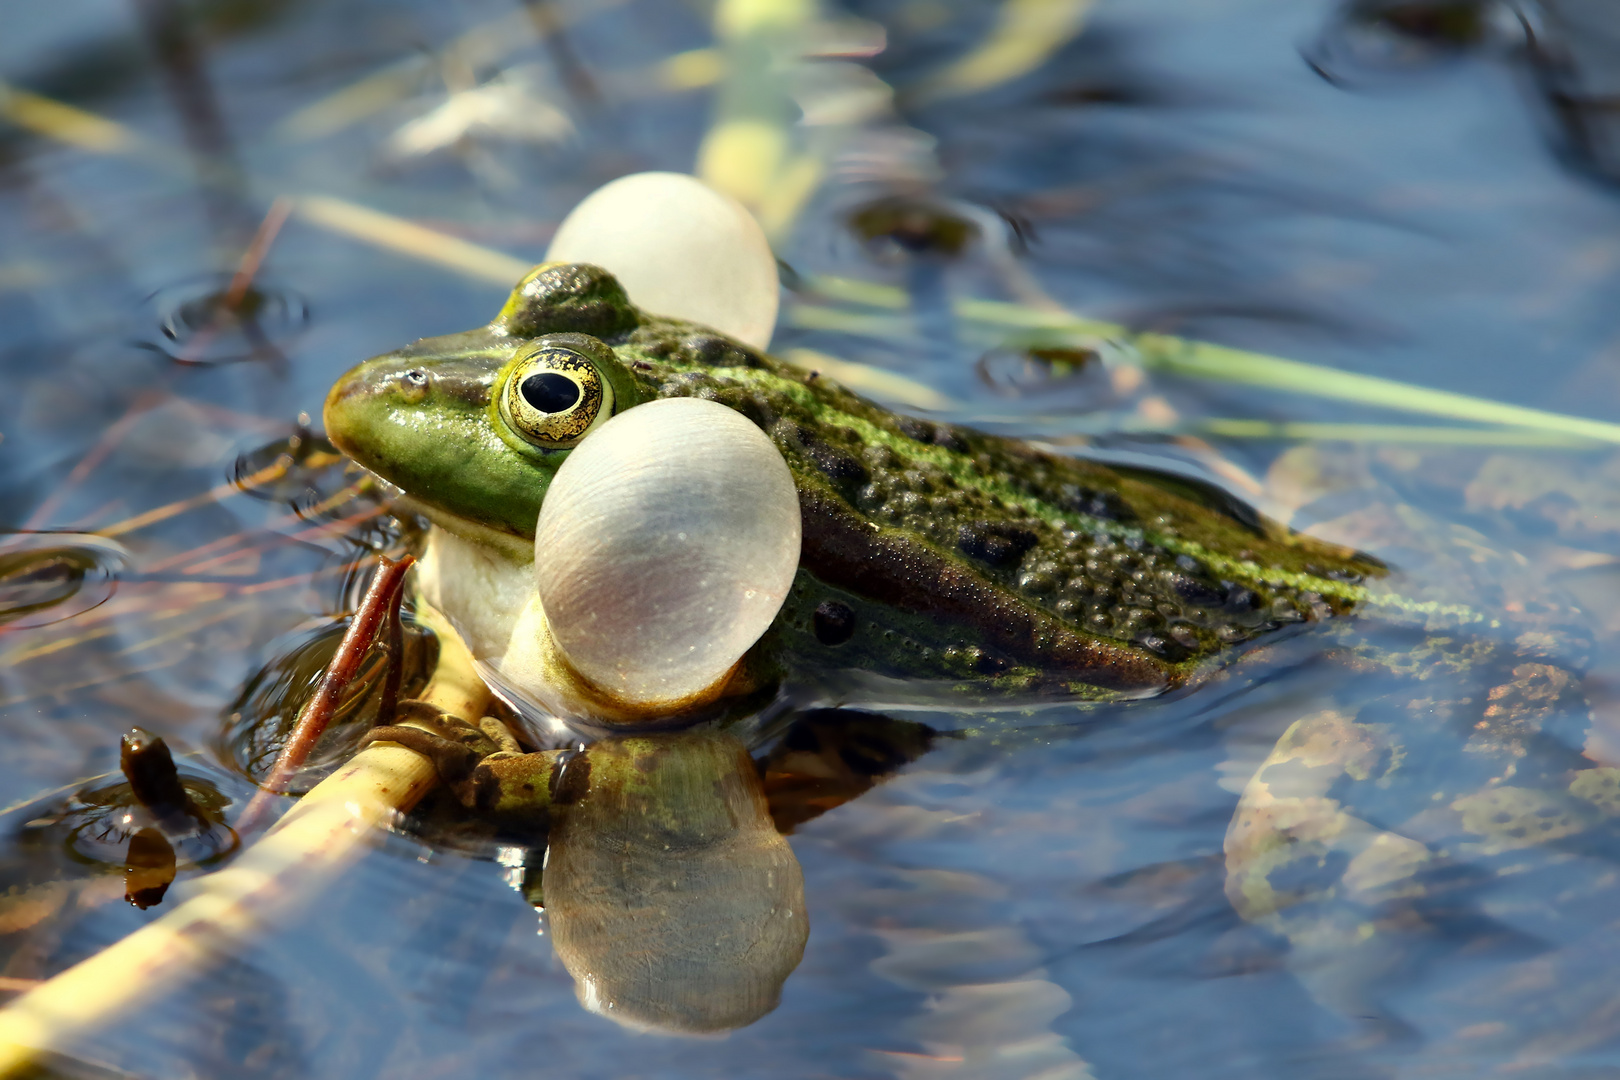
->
[365, 702, 560, 824]
[477, 716, 523, 755]
[363, 699, 502, 788]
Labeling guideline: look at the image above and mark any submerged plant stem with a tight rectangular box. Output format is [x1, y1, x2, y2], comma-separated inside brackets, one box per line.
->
[0, 600, 486, 1078]
[236, 554, 414, 833]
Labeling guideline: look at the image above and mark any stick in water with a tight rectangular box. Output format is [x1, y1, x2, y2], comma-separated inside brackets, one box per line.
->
[0, 599, 487, 1078]
[235, 553, 414, 833]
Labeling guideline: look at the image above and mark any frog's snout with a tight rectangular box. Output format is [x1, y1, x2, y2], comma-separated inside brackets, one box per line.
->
[321, 363, 373, 459]
[323, 357, 426, 459]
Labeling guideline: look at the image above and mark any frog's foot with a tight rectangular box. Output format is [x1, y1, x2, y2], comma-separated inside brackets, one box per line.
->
[364, 701, 558, 827]
[1225, 659, 1614, 1037]
[1222, 708, 1432, 1036]
[364, 700, 503, 786]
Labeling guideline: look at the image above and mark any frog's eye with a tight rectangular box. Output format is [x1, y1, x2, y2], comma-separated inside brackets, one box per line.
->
[497, 345, 613, 449]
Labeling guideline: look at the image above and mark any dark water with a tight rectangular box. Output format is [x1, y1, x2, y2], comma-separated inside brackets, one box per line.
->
[5, 0, 1620, 1076]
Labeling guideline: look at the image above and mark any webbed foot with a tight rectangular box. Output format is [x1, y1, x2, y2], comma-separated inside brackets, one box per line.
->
[364, 701, 557, 826]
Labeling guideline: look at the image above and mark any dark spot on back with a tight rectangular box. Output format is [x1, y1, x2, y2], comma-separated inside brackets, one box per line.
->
[896, 415, 968, 453]
[957, 520, 1039, 568]
[683, 333, 762, 368]
[628, 324, 765, 368]
[813, 599, 856, 645]
[973, 650, 1010, 675]
[1165, 571, 1225, 607]
[775, 420, 869, 485]
[1057, 483, 1136, 524]
[1223, 584, 1256, 613]
[734, 393, 779, 430]
[896, 416, 936, 442]
[1136, 631, 1188, 662]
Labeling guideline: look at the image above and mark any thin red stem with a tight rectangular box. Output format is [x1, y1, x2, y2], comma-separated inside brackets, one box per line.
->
[235, 554, 414, 832]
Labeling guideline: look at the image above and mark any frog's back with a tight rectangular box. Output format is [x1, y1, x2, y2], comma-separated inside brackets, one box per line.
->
[606, 310, 1383, 698]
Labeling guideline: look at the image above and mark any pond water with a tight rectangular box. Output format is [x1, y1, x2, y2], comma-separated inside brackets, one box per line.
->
[5, 0, 1620, 1076]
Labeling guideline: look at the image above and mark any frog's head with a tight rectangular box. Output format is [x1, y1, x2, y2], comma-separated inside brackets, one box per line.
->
[323, 263, 646, 540]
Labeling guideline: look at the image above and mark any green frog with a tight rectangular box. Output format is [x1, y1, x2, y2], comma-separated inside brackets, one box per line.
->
[325, 262, 1380, 698]
[323, 261, 1612, 1029]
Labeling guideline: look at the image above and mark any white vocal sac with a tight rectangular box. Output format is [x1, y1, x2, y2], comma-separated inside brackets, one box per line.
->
[530, 396, 802, 710]
[544, 171, 780, 350]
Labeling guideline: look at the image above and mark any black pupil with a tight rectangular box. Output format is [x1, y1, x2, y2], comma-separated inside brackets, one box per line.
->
[520, 372, 581, 414]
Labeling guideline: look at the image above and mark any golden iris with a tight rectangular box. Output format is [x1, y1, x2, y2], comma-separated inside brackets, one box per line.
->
[497, 345, 611, 448]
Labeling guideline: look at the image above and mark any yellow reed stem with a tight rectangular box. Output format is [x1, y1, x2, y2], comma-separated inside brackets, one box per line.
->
[294, 195, 532, 285]
[0, 603, 484, 1077]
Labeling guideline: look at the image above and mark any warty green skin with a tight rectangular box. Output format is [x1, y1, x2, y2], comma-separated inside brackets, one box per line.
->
[324, 262, 1382, 700]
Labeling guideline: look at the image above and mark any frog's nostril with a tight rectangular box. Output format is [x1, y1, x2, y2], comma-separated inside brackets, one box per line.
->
[397, 369, 430, 403]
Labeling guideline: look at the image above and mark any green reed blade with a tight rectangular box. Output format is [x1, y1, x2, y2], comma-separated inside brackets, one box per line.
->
[793, 281, 1620, 446]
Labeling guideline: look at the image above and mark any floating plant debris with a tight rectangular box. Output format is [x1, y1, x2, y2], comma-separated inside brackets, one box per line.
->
[13, 734, 238, 902]
[231, 431, 404, 552]
[140, 274, 309, 366]
[848, 195, 980, 259]
[230, 429, 350, 506]
[976, 343, 1105, 398]
[119, 728, 207, 834]
[0, 534, 130, 630]
[1306, 0, 1522, 79]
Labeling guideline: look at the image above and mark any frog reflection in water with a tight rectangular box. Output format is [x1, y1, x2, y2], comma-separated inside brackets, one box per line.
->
[325, 261, 1604, 1033]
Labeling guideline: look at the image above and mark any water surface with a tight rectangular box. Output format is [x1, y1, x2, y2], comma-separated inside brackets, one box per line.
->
[4, 0, 1620, 1076]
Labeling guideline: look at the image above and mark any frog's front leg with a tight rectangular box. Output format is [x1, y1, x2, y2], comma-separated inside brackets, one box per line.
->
[365, 701, 561, 828]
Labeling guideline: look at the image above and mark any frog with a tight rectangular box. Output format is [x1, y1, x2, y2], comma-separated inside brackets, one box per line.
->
[322, 260, 1613, 1034]
[324, 262, 1381, 695]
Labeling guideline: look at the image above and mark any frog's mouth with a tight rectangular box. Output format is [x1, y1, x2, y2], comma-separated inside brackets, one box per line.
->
[359, 469, 537, 563]
[324, 424, 538, 558]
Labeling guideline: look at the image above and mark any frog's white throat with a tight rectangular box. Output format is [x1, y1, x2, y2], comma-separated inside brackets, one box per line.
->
[415, 524, 535, 663]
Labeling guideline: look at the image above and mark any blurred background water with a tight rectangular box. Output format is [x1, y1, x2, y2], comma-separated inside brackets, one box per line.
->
[6, 0, 1620, 1076]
